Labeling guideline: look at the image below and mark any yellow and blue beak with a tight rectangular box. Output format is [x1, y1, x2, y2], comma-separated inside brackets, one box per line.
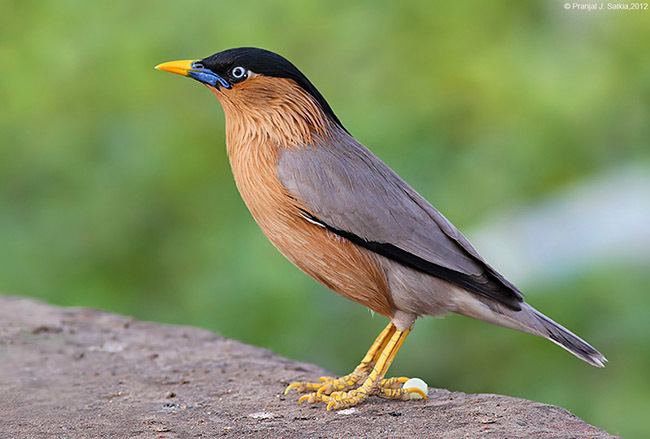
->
[155, 60, 231, 89]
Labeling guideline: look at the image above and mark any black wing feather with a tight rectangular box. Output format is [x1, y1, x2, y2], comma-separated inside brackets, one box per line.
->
[300, 209, 522, 311]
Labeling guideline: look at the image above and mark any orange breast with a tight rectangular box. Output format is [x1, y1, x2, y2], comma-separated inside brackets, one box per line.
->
[226, 139, 395, 318]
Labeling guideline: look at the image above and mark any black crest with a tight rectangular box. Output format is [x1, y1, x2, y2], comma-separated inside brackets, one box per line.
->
[200, 47, 344, 129]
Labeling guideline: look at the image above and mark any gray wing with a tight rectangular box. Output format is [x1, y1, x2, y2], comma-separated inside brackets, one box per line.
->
[277, 135, 523, 310]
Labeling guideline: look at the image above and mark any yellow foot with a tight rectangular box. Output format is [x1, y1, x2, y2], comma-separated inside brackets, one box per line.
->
[292, 376, 426, 409]
[378, 382, 428, 401]
[284, 370, 368, 396]
[294, 387, 370, 410]
[284, 322, 423, 410]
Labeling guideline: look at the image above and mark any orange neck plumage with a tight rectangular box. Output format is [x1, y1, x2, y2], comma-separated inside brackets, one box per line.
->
[208, 77, 395, 318]
[208, 76, 331, 152]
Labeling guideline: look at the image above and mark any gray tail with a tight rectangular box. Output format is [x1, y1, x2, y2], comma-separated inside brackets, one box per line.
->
[454, 295, 607, 367]
[468, 301, 607, 367]
[531, 308, 607, 368]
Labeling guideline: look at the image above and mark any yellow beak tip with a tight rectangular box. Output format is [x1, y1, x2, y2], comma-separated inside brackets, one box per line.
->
[154, 59, 195, 76]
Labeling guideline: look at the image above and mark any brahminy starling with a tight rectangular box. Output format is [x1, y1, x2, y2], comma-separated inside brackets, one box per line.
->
[155, 47, 605, 411]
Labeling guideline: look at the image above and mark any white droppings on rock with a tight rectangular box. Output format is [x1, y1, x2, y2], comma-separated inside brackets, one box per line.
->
[248, 411, 274, 420]
[403, 377, 428, 400]
[337, 408, 357, 415]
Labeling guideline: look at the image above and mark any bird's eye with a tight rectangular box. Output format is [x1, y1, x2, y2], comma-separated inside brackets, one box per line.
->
[193, 62, 205, 69]
[230, 66, 247, 80]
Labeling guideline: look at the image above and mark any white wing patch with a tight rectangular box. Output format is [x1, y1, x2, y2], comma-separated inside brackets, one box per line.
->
[299, 211, 326, 228]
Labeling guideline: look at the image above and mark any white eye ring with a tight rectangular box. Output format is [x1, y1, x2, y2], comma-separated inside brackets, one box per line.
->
[231, 66, 247, 79]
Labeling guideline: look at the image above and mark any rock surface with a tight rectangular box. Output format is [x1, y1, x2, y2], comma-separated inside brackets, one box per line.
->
[0, 296, 614, 438]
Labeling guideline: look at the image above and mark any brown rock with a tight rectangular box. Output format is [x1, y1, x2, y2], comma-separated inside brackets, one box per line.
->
[0, 296, 615, 438]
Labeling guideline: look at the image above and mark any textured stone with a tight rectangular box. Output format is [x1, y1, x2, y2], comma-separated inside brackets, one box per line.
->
[0, 296, 614, 438]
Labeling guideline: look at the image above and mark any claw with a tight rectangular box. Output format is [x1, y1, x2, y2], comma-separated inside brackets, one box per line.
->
[379, 386, 428, 401]
[298, 392, 331, 404]
[284, 381, 323, 395]
[380, 376, 409, 389]
[297, 393, 315, 404]
[325, 389, 370, 411]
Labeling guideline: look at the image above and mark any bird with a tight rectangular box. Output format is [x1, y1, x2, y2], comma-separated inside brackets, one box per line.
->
[155, 47, 606, 411]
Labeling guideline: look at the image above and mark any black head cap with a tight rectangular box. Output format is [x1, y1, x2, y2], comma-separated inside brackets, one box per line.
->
[200, 47, 345, 130]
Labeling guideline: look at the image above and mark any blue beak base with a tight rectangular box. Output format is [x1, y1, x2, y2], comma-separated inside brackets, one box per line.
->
[188, 62, 232, 89]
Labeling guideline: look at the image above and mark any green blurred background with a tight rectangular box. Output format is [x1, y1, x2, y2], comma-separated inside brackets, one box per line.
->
[1, 1, 649, 436]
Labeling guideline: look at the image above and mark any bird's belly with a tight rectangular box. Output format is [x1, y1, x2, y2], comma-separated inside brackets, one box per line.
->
[380, 258, 497, 320]
[230, 158, 395, 317]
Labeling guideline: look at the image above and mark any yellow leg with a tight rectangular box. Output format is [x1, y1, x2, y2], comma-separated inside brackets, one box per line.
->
[324, 326, 423, 410]
[285, 323, 427, 410]
[284, 322, 395, 395]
